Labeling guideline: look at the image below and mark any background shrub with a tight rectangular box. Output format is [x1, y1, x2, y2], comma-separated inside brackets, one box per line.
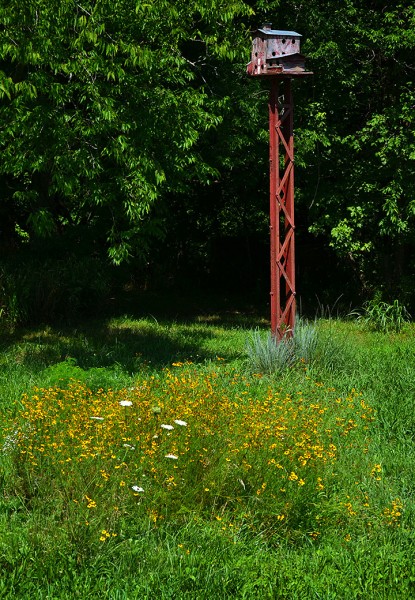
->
[0, 253, 111, 326]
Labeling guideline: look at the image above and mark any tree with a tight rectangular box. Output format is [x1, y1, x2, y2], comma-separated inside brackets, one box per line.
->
[2, 0, 415, 316]
[292, 1, 415, 299]
[0, 0, 252, 263]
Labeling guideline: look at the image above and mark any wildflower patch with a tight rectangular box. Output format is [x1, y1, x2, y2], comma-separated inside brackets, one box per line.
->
[5, 367, 395, 542]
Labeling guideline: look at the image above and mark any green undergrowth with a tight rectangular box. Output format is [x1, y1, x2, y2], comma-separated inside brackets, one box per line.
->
[0, 315, 414, 598]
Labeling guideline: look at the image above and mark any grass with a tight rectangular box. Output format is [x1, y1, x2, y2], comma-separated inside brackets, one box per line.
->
[1, 311, 415, 598]
[350, 297, 411, 333]
[245, 319, 319, 375]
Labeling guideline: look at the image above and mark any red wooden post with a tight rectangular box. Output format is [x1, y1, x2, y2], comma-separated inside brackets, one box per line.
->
[269, 78, 296, 339]
[269, 79, 279, 336]
[247, 25, 312, 339]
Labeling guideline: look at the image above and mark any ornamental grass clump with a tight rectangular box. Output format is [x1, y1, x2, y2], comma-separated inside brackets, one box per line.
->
[3, 365, 402, 546]
[245, 330, 295, 375]
[292, 319, 318, 363]
[246, 319, 318, 375]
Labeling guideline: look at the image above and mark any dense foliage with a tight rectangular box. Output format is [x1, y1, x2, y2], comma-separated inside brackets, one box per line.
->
[298, 1, 415, 299]
[0, 0, 251, 264]
[1, 0, 415, 322]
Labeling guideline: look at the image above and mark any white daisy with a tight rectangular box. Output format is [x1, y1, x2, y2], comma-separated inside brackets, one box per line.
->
[165, 454, 178, 460]
[131, 485, 144, 493]
[119, 400, 133, 407]
[174, 419, 187, 427]
[161, 424, 174, 430]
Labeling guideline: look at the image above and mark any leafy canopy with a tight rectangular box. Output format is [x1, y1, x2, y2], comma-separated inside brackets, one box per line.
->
[0, 0, 252, 262]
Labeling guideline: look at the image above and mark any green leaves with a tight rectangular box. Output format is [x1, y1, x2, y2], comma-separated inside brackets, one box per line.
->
[0, 0, 251, 262]
[1, 0, 414, 306]
[289, 0, 415, 297]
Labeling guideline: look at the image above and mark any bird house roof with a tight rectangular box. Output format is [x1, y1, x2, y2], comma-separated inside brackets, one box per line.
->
[256, 29, 302, 37]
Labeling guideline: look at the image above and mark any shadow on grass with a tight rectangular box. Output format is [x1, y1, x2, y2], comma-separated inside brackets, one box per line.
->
[105, 288, 269, 326]
[0, 290, 269, 376]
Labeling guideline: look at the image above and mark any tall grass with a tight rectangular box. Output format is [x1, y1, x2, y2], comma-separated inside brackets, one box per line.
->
[0, 315, 414, 598]
[350, 297, 411, 333]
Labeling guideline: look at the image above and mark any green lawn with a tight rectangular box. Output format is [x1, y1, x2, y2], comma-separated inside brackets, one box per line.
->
[0, 314, 414, 598]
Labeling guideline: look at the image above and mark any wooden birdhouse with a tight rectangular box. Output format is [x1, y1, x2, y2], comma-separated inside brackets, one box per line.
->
[247, 24, 311, 76]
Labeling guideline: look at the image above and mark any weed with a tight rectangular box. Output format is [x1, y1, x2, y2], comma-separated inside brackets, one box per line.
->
[351, 298, 411, 333]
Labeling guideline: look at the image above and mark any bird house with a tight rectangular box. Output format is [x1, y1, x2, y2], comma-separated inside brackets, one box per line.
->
[247, 24, 311, 76]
